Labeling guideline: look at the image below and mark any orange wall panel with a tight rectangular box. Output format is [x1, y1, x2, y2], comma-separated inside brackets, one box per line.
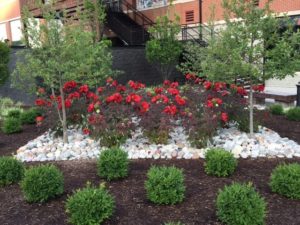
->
[0, 0, 21, 22]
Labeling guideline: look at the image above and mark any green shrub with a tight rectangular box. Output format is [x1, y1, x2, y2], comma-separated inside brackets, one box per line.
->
[269, 104, 284, 115]
[1, 117, 22, 134]
[21, 108, 42, 124]
[20, 164, 64, 203]
[216, 183, 266, 225]
[0, 41, 10, 85]
[97, 147, 129, 181]
[0, 156, 24, 186]
[204, 148, 237, 177]
[7, 109, 22, 118]
[145, 166, 185, 205]
[144, 129, 169, 145]
[99, 132, 128, 148]
[286, 107, 300, 121]
[66, 183, 115, 225]
[0, 97, 14, 108]
[270, 163, 300, 199]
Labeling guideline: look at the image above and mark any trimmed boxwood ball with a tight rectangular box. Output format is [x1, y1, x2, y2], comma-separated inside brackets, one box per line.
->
[204, 148, 237, 177]
[1, 117, 22, 134]
[269, 104, 284, 115]
[217, 183, 266, 225]
[20, 164, 64, 203]
[0, 156, 24, 186]
[286, 107, 300, 121]
[145, 166, 185, 205]
[270, 163, 300, 199]
[65, 183, 115, 225]
[97, 147, 129, 181]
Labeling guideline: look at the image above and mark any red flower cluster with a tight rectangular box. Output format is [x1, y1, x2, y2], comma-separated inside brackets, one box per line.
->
[167, 88, 180, 96]
[163, 105, 178, 115]
[206, 98, 223, 108]
[79, 85, 89, 93]
[204, 81, 212, 90]
[253, 84, 265, 92]
[35, 98, 47, 106]
[63, 81, 77, 91]
[151, 94, 169, 104]
[221, 112, 228, 122]
[175, 95, 186, 106]
[185, 73, 196, 80]
[128, 80, 145, 90]
[106, 92, 123, 103]
[126, 93, 142, 104]
[140, 101, 150, 113]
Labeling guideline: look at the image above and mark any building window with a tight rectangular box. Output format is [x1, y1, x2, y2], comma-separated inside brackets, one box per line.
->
[0, 23, 7, 41]
[185, 10, 194, 23]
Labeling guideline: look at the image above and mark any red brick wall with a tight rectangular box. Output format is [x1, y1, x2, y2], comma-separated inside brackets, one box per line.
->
[202, 0, 300, 23]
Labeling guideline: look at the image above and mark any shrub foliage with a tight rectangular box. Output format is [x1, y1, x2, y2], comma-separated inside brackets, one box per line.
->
[21, 164, 64, 202]
[270, 163, 300, 199]
[205, 148, 237, 177]
[216, 183, 266, 225]
[97, 147, 129, 181]
[21, 108, 42, 124]
[1, 117, 22, 134]
[0, 156, 24, 186]
[66, 183, 115, 225]
[269, 104, 284, 115]
[286, 107, 300, 121]
[145, 166, 185, 205]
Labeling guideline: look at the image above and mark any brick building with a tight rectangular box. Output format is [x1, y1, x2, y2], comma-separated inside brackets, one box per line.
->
[0, 0, 23, 45]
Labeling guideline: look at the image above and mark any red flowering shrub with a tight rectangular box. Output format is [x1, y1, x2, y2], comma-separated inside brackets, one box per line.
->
[35, 75, 249, 147]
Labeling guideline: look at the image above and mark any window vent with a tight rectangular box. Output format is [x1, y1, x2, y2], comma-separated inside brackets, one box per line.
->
[185, 10, 194, 23]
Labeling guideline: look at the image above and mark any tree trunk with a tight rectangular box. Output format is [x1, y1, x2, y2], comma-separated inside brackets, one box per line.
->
[59, 83, 68, 143]
[249, 81, 254, 137]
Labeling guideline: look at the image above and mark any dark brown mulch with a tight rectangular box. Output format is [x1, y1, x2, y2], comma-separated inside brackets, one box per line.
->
[1, 158, 300, 225]
[256, 110, 300, 144]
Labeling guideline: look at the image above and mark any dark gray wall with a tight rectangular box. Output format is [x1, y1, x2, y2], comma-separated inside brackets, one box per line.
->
[0, 46, 183, 105]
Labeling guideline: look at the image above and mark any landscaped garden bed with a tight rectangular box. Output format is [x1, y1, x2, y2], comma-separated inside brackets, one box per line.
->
[0, 158, 300, 225]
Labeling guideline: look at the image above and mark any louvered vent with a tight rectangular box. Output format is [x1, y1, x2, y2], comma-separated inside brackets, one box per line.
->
[185, 10, 194, 23]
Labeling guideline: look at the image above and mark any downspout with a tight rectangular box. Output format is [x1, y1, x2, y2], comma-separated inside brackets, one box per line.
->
[199, 0, 202, 40]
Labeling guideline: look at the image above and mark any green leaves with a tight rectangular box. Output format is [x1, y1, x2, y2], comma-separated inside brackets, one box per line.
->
[145, 166, 185, 205]
[217, 182, 267, 225]
[146, 14, 182, 80]
[65, 184, 115, 225]
[20, 164, 64, 203]
[270, 163, 300, 199]
[0, 156, 24, 187]
[204, 148, 237, 177]
[97, 147, 129, 181]
[0, 41, 10, 86]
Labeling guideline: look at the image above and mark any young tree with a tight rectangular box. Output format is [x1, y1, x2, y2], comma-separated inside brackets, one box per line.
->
[0, 41, 10, 85]
[146, 10, 182, 80]
[202, 0, 300, 136]
[13, 1, 115, 143]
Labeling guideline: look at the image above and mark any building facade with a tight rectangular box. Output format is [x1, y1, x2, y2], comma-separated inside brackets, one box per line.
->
[0, 0, 23, 45]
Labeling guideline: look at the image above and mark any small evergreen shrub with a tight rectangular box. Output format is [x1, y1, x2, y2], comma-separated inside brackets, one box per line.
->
[270, 163, 300, 199]
[20, 164, 64, 203]
[7, 109, 22, 119]
[0, 156, 24, 186]
[286, 107, 300, 121]
[97, 147, 129, 181]
[269, 104, 284, 115]
[21, 108, 42, 124]
[1, 117, 22, 134]
[204, 148, 237, 177]
[145, 166, 185, 205]
[66, 183, 115, 225]
[216, 183, 266, 225]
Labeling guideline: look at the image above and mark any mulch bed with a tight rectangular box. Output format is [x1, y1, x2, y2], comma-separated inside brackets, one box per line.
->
[0, 110, 300, 224]
[1, 158, 300, 225]
[256, 110, 300, 144]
